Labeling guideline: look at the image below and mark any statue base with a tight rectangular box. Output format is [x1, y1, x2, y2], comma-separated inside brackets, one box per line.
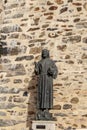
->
[32, 120, 56, 130]
[36, 110, 55, 120]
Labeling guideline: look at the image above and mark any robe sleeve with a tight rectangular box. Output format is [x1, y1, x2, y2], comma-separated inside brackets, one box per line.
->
[48, 61, 58, 79]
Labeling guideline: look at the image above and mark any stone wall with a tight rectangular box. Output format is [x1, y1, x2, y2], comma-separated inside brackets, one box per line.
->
[0, 0, 87, 130]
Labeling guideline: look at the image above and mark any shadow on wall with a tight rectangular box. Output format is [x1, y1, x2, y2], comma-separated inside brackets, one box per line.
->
[25, 72, 38, 129]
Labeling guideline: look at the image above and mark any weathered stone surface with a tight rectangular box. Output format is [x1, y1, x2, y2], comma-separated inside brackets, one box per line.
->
[29, 44, 35, 47]
[1, 25, 22, 33]
[28, 27, 40, 31]
[29, 39, 45, 43]
[54, 113, 67, 117]
[5, 64, 26, 77]
[2, 47, 8, 56]
[74, 18, 80, 22]
[62, 35, 81, 43]
[82, 114, 87, 117]
[29, 47, 41, 54]
[28, 86, 36, 90]
[0, 65, 3, 71]
[46, 15, 53, 20]
[0, 103, 17, 109]
[9, 88, 21, 94]
[0, 97, 6, 102]
[82, 53, 87, 59]
[47, 28, 57, 31]
[5, 10, 11, 14]
[49, 6, 58, 10]
[48, 33, 58, 38]
[9, 33, 19, 38]
[34, 7, 40, 11]
[0, 87, 21, 94]
[13, 97, 25, 103]
[83, 37, 87, 43]
[33, 18, 40, 25]
[8, 47, 20, 55]
[3, 19, 12, 24]
[8, 46, 27, 55]
[54, 83, 63, 86]
[44, 12, 54, 16]
[28, 111, 35, 115]
[73, 2, 82, 6]
[55, 0, 64, 4]
[20, 33, 31, 39]
[68, 0, 73, 2]
[0, 103, 26, 109]
[53, 105, 61, 110]
[81, 125, 87, 128]
[57, 45, 67, 51]
[62, 76, 68, 80]
[77, 7, 82, 11]
[24, 78, 29, 83]
[13, 79, 22, 84]
[70, 97, 79, 104]
[15, 55, 34, 61]
[4, 3, 18, 10]
[0, 79, 10, 84]
[65, 32, 73, 36]
[0, 87, 9, 93]
[0, 58, 11, 63]
[8, 96, 12, 102]
[47, 1, 53, 5]
[57, 19, 69, 22]
[41, 42, 47, 46]
[21, 2, 25, 6]
[0, 119, 24, 126]
[63, 104, 72, 109]
[65, 55, 70, 59]
[10, 47, 19, 55]
[12, 13, 23, 19]
[66, 60, 74, 64]
[0, 111, 6, 116]
[0, 9, 2, 13]
[0, 34, 6, 40]
[42, 24, 49, 28]
[39, 31, 45, 38]
[60, 7, 68, 14]
[83, 3, 87, 11]
[76, 22, 87, 28]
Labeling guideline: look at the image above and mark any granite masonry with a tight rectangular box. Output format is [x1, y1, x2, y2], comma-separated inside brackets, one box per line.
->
[0, 0, 87, 130]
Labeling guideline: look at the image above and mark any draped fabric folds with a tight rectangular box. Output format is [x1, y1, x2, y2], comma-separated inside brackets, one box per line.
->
[35, 58, 58, 109]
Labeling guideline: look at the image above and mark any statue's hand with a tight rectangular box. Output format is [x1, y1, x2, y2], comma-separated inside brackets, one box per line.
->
[34, 62, 39, 75]
[47, 67, 54, 76]
[34, 62, 38, 67]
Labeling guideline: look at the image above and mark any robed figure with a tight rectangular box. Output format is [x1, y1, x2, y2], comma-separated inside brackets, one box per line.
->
[35, 49, 58, 120]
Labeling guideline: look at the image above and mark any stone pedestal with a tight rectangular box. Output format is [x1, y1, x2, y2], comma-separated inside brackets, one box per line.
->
[32, 121, 56, 130]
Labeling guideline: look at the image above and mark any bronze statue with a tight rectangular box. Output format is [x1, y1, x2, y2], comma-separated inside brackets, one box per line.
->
[35, 49, 58, 120]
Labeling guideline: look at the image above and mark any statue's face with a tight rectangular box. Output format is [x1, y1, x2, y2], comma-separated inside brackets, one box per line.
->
[42, 49, 49, 58]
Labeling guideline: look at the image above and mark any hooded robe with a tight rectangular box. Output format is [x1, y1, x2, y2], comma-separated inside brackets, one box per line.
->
[35, 57, 58, 109]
